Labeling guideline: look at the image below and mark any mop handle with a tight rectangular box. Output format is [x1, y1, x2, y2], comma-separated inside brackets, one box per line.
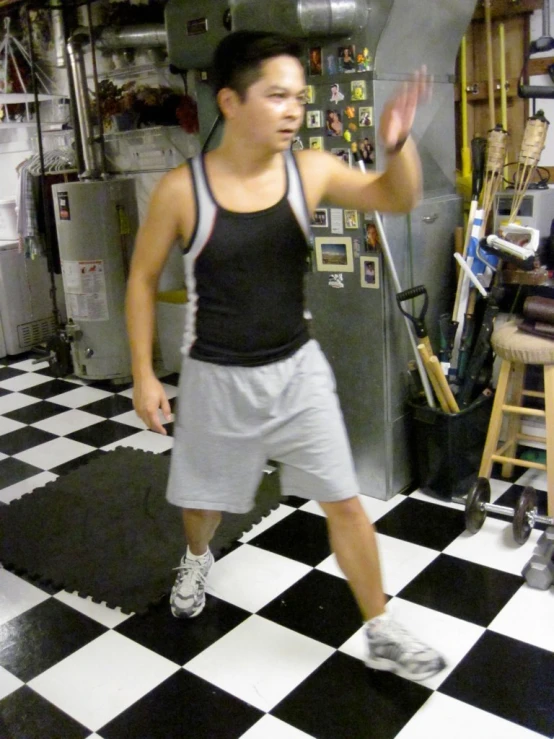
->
[352, 151, 436, 407]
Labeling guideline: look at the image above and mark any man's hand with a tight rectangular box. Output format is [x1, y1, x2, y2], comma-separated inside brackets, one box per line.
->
[133, 375, 173, 435]
[379, 66, 432, 152]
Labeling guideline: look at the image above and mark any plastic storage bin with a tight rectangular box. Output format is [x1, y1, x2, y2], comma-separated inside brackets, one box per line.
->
[0, 199, 17, 241]
[156, 289, 187, 373]
[409, 391, 494, 498]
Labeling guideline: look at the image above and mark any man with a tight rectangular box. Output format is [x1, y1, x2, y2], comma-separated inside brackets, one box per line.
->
[126, 31, 446, 682]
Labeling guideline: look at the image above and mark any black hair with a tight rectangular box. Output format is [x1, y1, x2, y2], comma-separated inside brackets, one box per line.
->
[212, 31, 304, 101]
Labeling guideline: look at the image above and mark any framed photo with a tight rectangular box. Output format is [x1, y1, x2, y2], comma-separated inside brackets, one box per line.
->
[306, 110, 322, 129]
[314, 236, 354, 272]
[338, 45, 356, 73]
[305, 85, 315, 104]
[344, 210, 359, 229]
[325, 109, 343, 137]
[309, 136, 324, 151]
[359, 106, 373, 127]
[311, 208, 328, 228]
[364, 219, 381, 251]
[309, 47, 322, 76]
[331, 147, 350, 165]
[360, 256, 379, 289]
[351, 80, 367, 101]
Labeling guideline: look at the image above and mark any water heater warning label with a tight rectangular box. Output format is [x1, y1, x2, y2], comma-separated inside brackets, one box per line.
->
[62, 260, 109, 321]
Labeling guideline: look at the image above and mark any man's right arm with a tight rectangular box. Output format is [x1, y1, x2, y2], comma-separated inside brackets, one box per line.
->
[125, 168, 187, 433]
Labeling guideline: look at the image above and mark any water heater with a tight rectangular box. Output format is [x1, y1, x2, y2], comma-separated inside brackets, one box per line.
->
[51, 179, 139, 381]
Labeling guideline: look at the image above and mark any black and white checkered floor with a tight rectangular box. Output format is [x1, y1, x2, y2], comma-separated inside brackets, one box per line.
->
[0, 353, 553, 739]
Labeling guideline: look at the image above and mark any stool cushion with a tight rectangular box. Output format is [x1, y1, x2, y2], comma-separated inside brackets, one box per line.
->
[492, 320, 554, 365]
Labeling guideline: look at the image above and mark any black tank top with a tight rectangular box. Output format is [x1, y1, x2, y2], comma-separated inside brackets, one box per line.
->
[182, 151, 312, 366]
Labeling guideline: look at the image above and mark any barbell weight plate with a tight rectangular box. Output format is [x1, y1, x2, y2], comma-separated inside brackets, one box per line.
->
[465, 477, 491, 534]
[513, 486, 537, 545]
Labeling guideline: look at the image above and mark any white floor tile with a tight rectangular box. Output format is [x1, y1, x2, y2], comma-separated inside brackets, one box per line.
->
[31, 409, 104, 436]
[8, 359, 50, 372]
[239, 504, 297, 543]
[13, 438, 96, 471]
[0, 373, 53, 392]
[110, 408, 173, 430]
[515, 467, 547, 492]
[184, 615, 334, 712]
[0, 665, 23, 701]
[395, 692, 545, 739]
[54, 591, 132, 629]
[410, 490, 465, 511]
[0, 392, 39, 415]
[0, 415, 25, 437]
[0, 568, 50, 626]
[28, 631, 180, 732]
[207, 544, 311, 613]
[300, 492, 405, 522]
[0, 471, 58, 504]
[101, 430, 173, 454]
[489, 584, 554, 652]
[316, 534, 439, 596]
[239, 714, 316, 739]
[47, 386, 113, 409]
[443, 518, 542, 576]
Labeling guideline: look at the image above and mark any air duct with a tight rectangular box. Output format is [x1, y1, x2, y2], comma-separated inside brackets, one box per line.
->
[96, 24, 167, 50]
[67, 31, 101, 179]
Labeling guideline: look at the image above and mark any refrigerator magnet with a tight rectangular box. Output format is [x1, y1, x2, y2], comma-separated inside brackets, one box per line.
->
[309, 136, 324, 150]
[344, 210, 359, 229]
[359, 106, 373, 127]
[351, 80, 367, 101]
[311, 208, 329, 228]
[306, 110, 322, 128]
[360, 256, 380, 289]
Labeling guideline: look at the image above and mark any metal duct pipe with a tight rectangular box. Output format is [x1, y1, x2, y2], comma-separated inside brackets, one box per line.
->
[96, 24, 167, 50]
[67, 32, 101, 179]
[298, 0, 369, 36]
[231, 0, 369, 37]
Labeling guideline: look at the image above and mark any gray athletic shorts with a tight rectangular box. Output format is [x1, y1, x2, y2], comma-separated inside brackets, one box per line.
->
[166, 339, 360, 514]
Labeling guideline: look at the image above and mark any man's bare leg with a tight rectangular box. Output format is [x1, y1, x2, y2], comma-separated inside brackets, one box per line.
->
[170, 509, 222, 619]
[181, 509, 222, 555]
[319, 496, 386, 621]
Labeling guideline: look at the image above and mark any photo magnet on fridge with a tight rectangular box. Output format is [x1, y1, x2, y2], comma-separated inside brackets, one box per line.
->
[360, 256, 379, 289]
[314, 236, 354, 272]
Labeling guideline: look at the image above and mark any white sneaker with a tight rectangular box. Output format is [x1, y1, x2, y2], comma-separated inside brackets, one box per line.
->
[170, 549, 214, 618]
[366, 614, 446, 681]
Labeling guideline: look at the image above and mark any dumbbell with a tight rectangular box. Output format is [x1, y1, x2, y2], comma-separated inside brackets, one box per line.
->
[522, 528, 554, 590]
[454, 478, 554, 545]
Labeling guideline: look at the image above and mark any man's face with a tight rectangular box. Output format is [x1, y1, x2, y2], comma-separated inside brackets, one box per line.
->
[235, 55, 307, 152]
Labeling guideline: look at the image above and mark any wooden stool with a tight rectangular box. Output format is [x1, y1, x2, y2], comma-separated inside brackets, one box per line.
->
[479, 320, 554, 516]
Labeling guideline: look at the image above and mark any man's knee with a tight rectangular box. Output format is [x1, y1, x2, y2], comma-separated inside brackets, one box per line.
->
[319, 496, 369, 524]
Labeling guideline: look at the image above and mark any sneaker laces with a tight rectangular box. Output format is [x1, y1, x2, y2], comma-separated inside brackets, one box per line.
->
[173, 557, 209, 591]
[371, 619, 430, 656]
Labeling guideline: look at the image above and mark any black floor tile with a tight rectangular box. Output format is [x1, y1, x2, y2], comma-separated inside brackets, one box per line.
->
[258, 569, 363, 647]
[398, 553, 524, 627]
[440, 630, 554, 736]
[0, 387, 9, 398]
[0, 685, 90, 739]
[0, 457, 43, 488]
[65, 420, 137, 447]
[99, 669, 263, 739]
[3, 400, 64, 425]
[22, 379, 81, 400]
[248, 509, 330, 566]
[159, 372, 180, 386]
[79, 394, 134, 419]
[0, 427, 58, 456]
[496, 484, 549, 517]
[281, 494, 310, 508]
[115, 595, 251, 664]
[272, 650, 432, 739]
[49, 449, 108, 477]
[86, 378, 133, 393]
[1, 352, 34, 365]
[0, 598, 107, 682]
[375, 497, 466, 550]
[0, 367, 25, 381]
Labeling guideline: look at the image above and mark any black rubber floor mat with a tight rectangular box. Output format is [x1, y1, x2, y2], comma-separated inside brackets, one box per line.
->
[0, 447, 281, 614]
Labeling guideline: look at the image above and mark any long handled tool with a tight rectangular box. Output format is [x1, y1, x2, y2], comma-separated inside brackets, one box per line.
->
[352, 148, 435, 408]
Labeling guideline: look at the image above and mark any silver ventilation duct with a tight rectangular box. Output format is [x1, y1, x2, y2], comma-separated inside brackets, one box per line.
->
[96, 24, 167, 50]
[67, 31, 101, 179]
